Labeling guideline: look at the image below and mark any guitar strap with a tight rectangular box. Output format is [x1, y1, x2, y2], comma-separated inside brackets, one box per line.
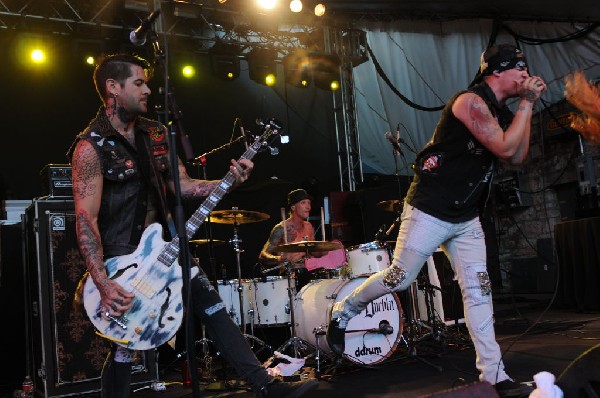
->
[135, 131, 175, 240]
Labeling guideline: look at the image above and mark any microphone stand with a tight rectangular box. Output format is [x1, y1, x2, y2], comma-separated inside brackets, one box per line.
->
[147, 28, 201, 398]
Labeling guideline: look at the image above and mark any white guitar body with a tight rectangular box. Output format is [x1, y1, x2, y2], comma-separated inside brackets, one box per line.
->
[83, 223, 198, 350]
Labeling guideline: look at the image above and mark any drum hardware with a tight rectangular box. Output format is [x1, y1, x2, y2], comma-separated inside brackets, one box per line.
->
[189, 238, 226, 246]
[398, 277, 443, 373]
[210, 208, 269, 337]
[276, 261, 315, 359]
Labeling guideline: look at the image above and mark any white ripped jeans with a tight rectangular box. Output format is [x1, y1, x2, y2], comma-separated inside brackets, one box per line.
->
[332, 204, 510, 384]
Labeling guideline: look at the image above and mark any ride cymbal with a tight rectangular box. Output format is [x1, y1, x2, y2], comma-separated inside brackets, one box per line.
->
[209, 210, 270, 224]
[189, 239, 226, 246]
[272, 240, 343, 253]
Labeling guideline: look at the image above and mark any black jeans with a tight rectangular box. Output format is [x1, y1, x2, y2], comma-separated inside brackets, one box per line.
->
[190, 273, 272, 391]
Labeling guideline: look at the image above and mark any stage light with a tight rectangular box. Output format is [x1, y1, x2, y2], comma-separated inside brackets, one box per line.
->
[290, 0, 302, 12]
[283, 50, 312, 88]
[85, 56, 95, 66]
[209, 43, 240, 81]
[31, 49, 46, 64]
[182, 65, 196, 78]
[314, 3, 326, 16]
[265, 73, 276, 86]
[247, 48, 277, 86]
[312, 54, 340, 91]
[257, 0, 277, 11]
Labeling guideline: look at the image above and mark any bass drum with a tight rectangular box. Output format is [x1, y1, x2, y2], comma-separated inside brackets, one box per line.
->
[294, 277, 402, 365]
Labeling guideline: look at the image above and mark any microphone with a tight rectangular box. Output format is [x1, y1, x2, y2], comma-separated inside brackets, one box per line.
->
[363, 321, 394, 335]
[129, 10, 161, 46]
[385, 131, 403, 155]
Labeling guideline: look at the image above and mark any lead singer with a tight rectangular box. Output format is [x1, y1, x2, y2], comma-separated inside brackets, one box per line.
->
[327, 44, 545, 398]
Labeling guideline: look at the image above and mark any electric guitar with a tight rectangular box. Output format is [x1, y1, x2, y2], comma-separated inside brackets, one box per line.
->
[83, 121, 280, 350]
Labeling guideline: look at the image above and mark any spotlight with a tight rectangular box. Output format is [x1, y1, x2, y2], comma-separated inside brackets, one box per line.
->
[257, 0, 277, 11]
[247, 48, 277, 86]
[209, 43, 240, 81]
[311, 54, 340, 91]
[182, 65, 196, 78]
[85, 56, 95, 66]
[283, 50, 312, 88]
[290, 0, 302, 12]
[314, 3, 326, 16]
[31, 49, 46, 64]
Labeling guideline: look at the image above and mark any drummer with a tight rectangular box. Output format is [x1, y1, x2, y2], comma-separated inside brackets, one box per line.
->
[259, 188, 322, 291]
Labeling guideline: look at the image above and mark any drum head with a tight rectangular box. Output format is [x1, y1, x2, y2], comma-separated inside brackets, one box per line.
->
[294, 278, 403, 365]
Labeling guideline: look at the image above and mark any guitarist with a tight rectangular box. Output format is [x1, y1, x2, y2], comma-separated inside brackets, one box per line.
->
[68, 53, 318, 398]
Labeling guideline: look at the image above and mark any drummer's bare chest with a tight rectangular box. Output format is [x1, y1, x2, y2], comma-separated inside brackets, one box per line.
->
[285, 221, 312, 241]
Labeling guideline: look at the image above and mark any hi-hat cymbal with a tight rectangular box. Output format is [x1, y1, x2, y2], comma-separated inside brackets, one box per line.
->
[377, 199, 403, 213]
[189, 239, 226, 246]
[272, 240, 343, 253]
[209, 210, 270, 224]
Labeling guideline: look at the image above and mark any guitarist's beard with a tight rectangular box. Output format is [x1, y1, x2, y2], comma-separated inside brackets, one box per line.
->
[117, 105, 136, 125]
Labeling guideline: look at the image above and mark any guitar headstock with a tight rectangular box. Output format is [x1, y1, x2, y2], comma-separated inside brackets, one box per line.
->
[251, 118, 284, 152]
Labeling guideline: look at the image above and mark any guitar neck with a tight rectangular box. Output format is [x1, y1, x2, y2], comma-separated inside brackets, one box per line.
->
[157, 145, 259, 266]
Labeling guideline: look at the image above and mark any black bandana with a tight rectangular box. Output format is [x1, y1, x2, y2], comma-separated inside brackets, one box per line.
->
[480, 44, 528, 76]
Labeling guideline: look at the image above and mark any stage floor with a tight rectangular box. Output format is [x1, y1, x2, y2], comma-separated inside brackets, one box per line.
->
[130, 295, 600, 398]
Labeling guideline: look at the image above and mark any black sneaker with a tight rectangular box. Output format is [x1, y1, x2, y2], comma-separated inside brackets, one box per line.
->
[326, 318, 346, 356]
[494, 379, 534, 397]
[258, 379, 319, 398]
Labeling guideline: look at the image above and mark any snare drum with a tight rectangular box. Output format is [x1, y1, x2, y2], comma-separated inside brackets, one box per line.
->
[250, 276, 291, 326]
[217, 279, 252, 326]
[346, 241, 390, 278]
[294, 277, 402, 365]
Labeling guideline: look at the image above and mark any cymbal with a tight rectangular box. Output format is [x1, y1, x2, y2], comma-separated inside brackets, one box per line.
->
[377, 199, 403, 213]
[209, 210, 270, 225]
[272, 241, 343, 253]
[189, 239, 226, 246]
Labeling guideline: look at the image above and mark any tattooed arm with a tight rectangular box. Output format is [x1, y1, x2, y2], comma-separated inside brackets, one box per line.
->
[453, 76, 545, 165]
[71, 140, 134, 316]
[170, 157, 255, 199]
[259, 223, 286, 265]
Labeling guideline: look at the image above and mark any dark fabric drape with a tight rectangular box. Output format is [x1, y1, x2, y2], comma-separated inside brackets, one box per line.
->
[554, 217, 600, 312]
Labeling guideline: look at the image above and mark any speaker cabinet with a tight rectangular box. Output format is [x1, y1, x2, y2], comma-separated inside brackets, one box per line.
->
[24, 199, 157, 398]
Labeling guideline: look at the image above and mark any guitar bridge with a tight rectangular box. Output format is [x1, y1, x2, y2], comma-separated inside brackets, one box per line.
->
[105, 311, 128, 329]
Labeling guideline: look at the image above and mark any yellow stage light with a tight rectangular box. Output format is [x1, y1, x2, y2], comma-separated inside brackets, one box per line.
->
[265, 73, 276, 86]
[31, 49, 46, 64]
[85, 56, 95, 66]
[330, 80, 340, 91]
[182, 65, 196, 78]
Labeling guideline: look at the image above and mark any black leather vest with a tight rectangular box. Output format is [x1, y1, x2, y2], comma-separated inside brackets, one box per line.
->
[68, 108, 171, 257]
[406, 83, 514, 222]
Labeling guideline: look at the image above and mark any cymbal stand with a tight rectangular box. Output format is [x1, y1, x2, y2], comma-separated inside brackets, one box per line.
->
[228, 219, 250, 334]
[398, 280, 443, 372]
[277, 258, 315, 359]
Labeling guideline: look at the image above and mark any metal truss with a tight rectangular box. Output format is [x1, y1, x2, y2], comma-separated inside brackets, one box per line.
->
[1, 0, 367, 192]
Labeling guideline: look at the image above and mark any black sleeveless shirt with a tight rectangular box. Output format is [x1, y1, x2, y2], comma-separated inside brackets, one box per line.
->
[68, 108, 171, 257]
[405, 83, 514, 222]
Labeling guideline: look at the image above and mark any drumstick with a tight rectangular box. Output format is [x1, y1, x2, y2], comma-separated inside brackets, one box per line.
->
[280, 207, 288, 243]
[321, 206, 326, 241]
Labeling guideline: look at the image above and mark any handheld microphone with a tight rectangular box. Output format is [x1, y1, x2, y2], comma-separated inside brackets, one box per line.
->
[129, 10, 161, 46]
[385, 131, 403, 155]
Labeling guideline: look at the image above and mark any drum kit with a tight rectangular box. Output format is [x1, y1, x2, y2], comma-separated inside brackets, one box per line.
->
[190, 202, 448, 375]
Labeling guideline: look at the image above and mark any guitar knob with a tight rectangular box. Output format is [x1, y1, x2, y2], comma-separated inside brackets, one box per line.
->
[135, 327, 142, 335]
